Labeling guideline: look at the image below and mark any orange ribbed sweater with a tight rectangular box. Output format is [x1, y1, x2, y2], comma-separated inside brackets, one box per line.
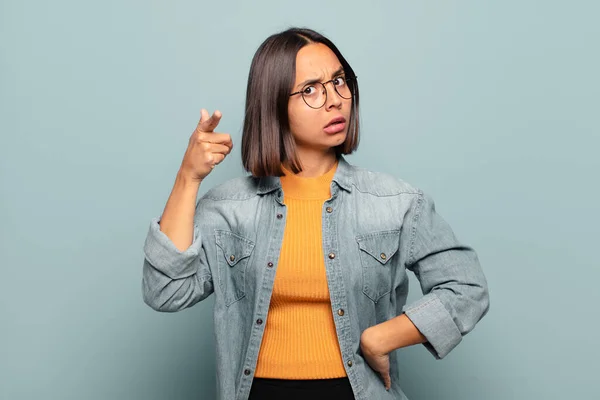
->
[254, 161, 347, 379]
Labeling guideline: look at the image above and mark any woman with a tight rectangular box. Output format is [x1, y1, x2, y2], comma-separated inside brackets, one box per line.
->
[142, 27, 489, 400]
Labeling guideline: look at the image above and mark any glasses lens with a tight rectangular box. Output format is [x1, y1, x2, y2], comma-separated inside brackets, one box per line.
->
[302, 83, 326, 109]
[335, 79, 353, 99]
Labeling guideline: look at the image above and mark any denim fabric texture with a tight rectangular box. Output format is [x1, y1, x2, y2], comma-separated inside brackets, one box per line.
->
[142, 156, 489, 400]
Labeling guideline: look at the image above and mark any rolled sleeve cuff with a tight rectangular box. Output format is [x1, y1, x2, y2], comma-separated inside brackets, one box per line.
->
[403, 294, 462, 359]
[143, 217, 203, 279]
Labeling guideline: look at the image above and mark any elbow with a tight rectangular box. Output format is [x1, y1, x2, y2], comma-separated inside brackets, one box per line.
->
[479, 283, 490, 320]
[141, 279, 179, 313]
[462, 268, 490, 327]
[462, 281, 490, 334]
[142, 284, 168, 312]
[142, 289, 182, 313]
[141, 275, 212, 313]
[436, 281, 490, 336]
[472, 272, 490, 318]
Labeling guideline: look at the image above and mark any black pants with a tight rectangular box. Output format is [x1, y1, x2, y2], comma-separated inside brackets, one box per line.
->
[248, 377, 356, 400]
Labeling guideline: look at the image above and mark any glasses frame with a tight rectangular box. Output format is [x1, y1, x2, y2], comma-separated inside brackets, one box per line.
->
[289, 76, 357, 109]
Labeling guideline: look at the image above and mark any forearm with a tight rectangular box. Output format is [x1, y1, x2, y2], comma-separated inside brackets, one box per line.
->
[159, 171, 201, 251]
[362, 314, 427, 354]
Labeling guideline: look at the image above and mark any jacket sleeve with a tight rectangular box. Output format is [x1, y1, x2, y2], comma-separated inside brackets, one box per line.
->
[141, 206, 214, 312]
[401, 191, 489, 359]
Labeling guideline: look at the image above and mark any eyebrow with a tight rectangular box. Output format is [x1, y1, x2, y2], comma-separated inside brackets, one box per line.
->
[296, 66, 345, 89]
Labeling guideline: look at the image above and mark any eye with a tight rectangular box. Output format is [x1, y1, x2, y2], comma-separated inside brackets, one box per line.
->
[303, 85, 317, 96]
[333, 76, 346, 86]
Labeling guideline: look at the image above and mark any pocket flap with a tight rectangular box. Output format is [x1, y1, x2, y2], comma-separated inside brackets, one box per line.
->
[356, 230, 400, 265]
[215, 230, 255, 267]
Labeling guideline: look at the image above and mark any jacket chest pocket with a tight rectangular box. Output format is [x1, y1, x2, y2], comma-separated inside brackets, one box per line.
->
[356, 230, 400, 303]
[215, 230, 255, 306]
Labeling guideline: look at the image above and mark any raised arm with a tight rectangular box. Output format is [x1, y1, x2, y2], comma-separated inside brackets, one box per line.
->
[141, 109, 233, 312]
[160, 109, 232, 250]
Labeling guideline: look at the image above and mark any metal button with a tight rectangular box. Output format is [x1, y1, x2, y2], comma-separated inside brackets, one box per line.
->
[337, 309, 345, 316]
[256, 319, 263, 325]
[277, 213, 283, 219]
[328, 253, 336, 259]
[326, 206, 333, 213]
[267, 262, 273, 268]
[380, 253, 387, 260]
[230, 255, 236, 262]
[244, 369, 251, 376]
[347, 360, 353, 367]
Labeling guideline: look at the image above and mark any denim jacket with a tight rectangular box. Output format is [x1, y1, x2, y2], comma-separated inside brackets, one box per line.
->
[142, 156, 489, 400]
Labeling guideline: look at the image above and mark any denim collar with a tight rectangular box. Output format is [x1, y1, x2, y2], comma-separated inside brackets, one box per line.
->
[257, 155, 353, 195]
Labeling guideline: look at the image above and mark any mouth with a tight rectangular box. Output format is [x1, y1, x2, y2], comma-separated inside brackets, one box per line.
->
[324, 116, 347, 134]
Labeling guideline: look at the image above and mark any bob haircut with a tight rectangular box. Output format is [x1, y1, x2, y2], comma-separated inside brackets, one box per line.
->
[241, 27, 360, 177]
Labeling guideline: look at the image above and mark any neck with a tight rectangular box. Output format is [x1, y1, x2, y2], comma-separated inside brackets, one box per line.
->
[289, 148, 338, 178]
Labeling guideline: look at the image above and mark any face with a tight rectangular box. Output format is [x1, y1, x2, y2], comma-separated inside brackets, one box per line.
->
[288, 43, 352, 154]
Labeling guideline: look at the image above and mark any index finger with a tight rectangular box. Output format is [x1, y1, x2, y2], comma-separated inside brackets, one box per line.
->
[197, 109, 222, 133]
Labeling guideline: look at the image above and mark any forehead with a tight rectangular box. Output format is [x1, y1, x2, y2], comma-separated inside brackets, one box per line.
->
[294, 43, 342, 82]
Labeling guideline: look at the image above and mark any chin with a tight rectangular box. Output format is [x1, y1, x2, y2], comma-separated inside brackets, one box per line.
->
[332, 131, 348, 143]
[297, 132, 347, 151]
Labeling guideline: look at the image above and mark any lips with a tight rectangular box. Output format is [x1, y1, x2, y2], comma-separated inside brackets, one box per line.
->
[324, 116, 347, 134]
[325, 116, 346, 128]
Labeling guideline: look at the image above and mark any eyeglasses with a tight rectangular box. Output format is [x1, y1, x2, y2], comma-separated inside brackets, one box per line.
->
[289, 76, 356, 109]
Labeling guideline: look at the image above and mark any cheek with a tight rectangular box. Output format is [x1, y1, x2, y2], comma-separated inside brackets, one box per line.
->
[288, 104, 312, 133]
[288, 102, 298, 129]
[343, 98, 353, 114]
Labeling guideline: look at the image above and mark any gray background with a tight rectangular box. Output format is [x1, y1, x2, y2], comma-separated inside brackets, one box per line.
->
[1, 0, 598, 398]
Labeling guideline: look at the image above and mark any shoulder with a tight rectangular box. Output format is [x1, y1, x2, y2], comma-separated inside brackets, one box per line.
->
[348, 164, 422, 197]
[200, 175, 260, 201]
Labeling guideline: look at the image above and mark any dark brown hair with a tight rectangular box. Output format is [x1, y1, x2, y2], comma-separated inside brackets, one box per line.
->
[241, 27, 360, 177]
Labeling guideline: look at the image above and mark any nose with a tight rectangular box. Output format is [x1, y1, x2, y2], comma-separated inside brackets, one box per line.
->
[324, 81, 342, 110]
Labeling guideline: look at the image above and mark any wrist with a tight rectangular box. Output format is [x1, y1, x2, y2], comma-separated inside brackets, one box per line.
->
[361, 325, 386, 355]
[176, 169, 202, 188]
